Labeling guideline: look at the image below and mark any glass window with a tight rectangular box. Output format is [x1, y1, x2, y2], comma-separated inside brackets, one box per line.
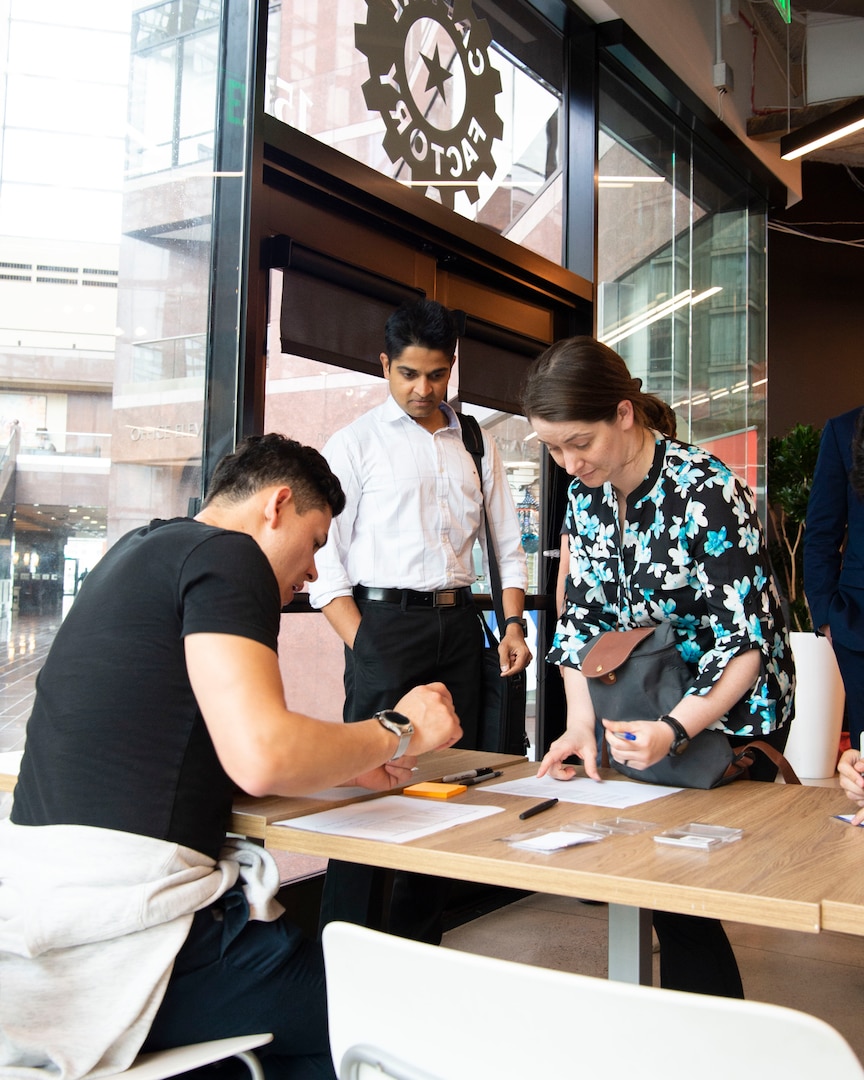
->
[0, 0, 216, 673]
[596, 66, 767, 507]
[265, 0, 564, 264]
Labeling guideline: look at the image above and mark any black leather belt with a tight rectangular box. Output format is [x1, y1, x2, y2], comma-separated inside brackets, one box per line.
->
[353, 585, 474, 608]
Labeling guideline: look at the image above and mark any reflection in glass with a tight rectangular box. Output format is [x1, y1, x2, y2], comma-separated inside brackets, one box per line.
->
[597, 67, 767, 509]
[265, 0, 564, 263]
[0, 0, 218, 655]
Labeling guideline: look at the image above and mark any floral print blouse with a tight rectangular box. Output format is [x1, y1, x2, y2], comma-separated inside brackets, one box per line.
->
[549, 436, 795, 736]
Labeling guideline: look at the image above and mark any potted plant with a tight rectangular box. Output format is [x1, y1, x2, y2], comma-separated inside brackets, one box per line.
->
[766, 422, 821, 632]
[767, 422, 846, 778]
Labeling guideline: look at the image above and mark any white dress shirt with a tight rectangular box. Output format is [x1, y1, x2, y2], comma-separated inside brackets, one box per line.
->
[308, 397, 528, 609]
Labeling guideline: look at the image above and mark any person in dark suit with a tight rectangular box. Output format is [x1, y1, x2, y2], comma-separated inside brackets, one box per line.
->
[804, 406, 864, 749]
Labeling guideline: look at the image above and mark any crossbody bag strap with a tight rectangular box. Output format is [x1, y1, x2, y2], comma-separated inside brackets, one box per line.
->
[732, 740, 802, 785]
[457, 412, 505, 628]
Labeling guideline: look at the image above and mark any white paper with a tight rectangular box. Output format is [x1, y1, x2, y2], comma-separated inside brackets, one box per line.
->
[509, 830, 602, 852]
[485, 774, 682, 808]
[274, 795, 504, 843]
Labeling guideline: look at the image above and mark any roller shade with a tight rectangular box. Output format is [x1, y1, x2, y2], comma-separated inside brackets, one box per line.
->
[273, 236, 554, 414]
[458, 315, 549, 414]
[274, 237, 424, 377]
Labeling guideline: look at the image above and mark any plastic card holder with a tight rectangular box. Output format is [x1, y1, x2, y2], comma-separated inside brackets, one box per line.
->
[654, 831, 723, 850]
[500, 824, 606, 853]
[654, 822, 743, 850]
[590, 817, 658, 836]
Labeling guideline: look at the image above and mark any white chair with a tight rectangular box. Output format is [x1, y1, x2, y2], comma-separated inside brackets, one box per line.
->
[323, 922, 863, 1080]
[98, 1033, 273, 1080]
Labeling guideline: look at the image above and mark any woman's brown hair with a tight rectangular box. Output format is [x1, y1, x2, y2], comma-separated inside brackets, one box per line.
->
[521, 336, 677, 438]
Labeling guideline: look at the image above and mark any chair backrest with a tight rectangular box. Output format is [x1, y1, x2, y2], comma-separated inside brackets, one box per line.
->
[323, 922, 863, 1080]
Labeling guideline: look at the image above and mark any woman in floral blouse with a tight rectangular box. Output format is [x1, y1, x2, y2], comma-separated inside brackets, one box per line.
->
[522, 336, 795, 998]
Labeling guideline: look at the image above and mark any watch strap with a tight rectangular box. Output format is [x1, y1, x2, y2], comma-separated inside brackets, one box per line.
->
[658, 713, 690, 755]
[374, 710, 414, 760]
[503, 616, 527, 634]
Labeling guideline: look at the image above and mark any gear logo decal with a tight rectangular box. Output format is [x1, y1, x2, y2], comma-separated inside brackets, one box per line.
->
[355, 0, 503, 208]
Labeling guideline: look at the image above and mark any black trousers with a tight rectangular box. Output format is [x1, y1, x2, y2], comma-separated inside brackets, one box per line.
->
[143, 885, 335, 1080]
[319, 597, 484, 945]
[652, 719, 793, 998]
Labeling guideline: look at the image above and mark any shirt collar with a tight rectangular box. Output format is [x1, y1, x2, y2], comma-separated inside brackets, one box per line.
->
[381, 394, 459, 430]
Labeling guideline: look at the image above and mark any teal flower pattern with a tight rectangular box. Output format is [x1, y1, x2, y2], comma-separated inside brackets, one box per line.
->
[549, 436, 795, 736]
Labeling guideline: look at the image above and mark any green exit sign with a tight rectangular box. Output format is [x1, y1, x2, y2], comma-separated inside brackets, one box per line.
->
[773, 0, 792, 23]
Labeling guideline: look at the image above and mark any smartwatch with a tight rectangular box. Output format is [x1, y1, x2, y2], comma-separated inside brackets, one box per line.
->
[374, 710, 414, 759]
[659, 714, 690, 756]
[503, 616, 528, 635]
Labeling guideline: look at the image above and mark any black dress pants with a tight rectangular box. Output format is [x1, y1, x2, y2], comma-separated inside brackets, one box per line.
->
[318, 597, 484, 945]
[143, 885, 335, 1080]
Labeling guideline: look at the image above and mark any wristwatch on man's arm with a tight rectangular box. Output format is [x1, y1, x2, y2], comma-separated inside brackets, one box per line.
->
[374, 710, 414, 759]
[503, 616, 528, 635]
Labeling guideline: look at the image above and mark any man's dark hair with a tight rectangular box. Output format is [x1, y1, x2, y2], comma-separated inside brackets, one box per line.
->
[202, 433, 345, 516]
[383, 298, 458, 362]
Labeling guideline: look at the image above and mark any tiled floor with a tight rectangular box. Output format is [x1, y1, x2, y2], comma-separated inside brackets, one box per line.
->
[0, 612, 57, 749]
[0, 612, 60, 818]
[4, 612, 863, 1063]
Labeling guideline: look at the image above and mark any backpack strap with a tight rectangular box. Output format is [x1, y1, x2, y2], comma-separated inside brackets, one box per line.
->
[457, 411, 484, 467]
[456, 413, 505, 629]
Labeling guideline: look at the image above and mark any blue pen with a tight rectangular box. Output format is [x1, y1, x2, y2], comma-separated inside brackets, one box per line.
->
[613, 731, 637, 741]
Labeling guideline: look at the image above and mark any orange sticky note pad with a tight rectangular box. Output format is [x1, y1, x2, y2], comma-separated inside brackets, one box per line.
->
[403, 782, 467, 799]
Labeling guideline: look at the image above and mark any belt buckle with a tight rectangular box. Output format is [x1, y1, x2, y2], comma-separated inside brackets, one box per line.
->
[434, 590, 457, 607]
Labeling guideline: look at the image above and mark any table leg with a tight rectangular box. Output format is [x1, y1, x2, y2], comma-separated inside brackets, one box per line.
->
[607, 904, 653, 985]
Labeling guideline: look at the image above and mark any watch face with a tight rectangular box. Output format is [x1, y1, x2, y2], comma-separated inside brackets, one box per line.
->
[378, 710, 409, 729]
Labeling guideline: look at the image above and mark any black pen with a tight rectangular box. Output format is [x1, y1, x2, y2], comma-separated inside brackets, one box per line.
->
[518, 797, 559, 820]
[461, 770, 503, 786]
[441, 767, 495, 783]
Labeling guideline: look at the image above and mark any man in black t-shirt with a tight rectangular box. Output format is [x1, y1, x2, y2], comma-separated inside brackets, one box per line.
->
[2, 434, 462, 1080]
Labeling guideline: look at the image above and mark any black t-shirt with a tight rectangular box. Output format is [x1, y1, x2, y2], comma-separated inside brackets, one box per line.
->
[11, 518, 281, 859]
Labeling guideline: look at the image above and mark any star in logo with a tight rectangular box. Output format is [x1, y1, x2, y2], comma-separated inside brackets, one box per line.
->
[355, 0, 503, 207]
[421, 44, 452, 102]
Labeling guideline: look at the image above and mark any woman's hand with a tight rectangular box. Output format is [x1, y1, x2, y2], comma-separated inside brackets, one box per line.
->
[838, 748, 864, 824]
[537, 720, 599, 782]
[602, 719, 674, 770]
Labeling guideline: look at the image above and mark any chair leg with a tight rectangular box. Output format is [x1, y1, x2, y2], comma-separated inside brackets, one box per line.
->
[236, 1050, 266, 1080]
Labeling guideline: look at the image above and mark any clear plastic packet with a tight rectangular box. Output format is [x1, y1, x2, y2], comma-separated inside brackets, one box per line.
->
[654, 822, 743, 849]
[589, 817, 658, 836]
[500, 823, 606, 853]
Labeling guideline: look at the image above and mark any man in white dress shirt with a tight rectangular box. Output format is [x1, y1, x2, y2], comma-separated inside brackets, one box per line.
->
[309, 298, 531, 943]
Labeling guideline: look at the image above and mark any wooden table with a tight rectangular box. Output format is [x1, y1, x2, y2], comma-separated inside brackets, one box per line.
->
[0, 747, 526, 829]
[262, 761, 861, 983]
[818, 814, 864, 936]
[7, 749, 860, 984]
[230, 747, 527, 838]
